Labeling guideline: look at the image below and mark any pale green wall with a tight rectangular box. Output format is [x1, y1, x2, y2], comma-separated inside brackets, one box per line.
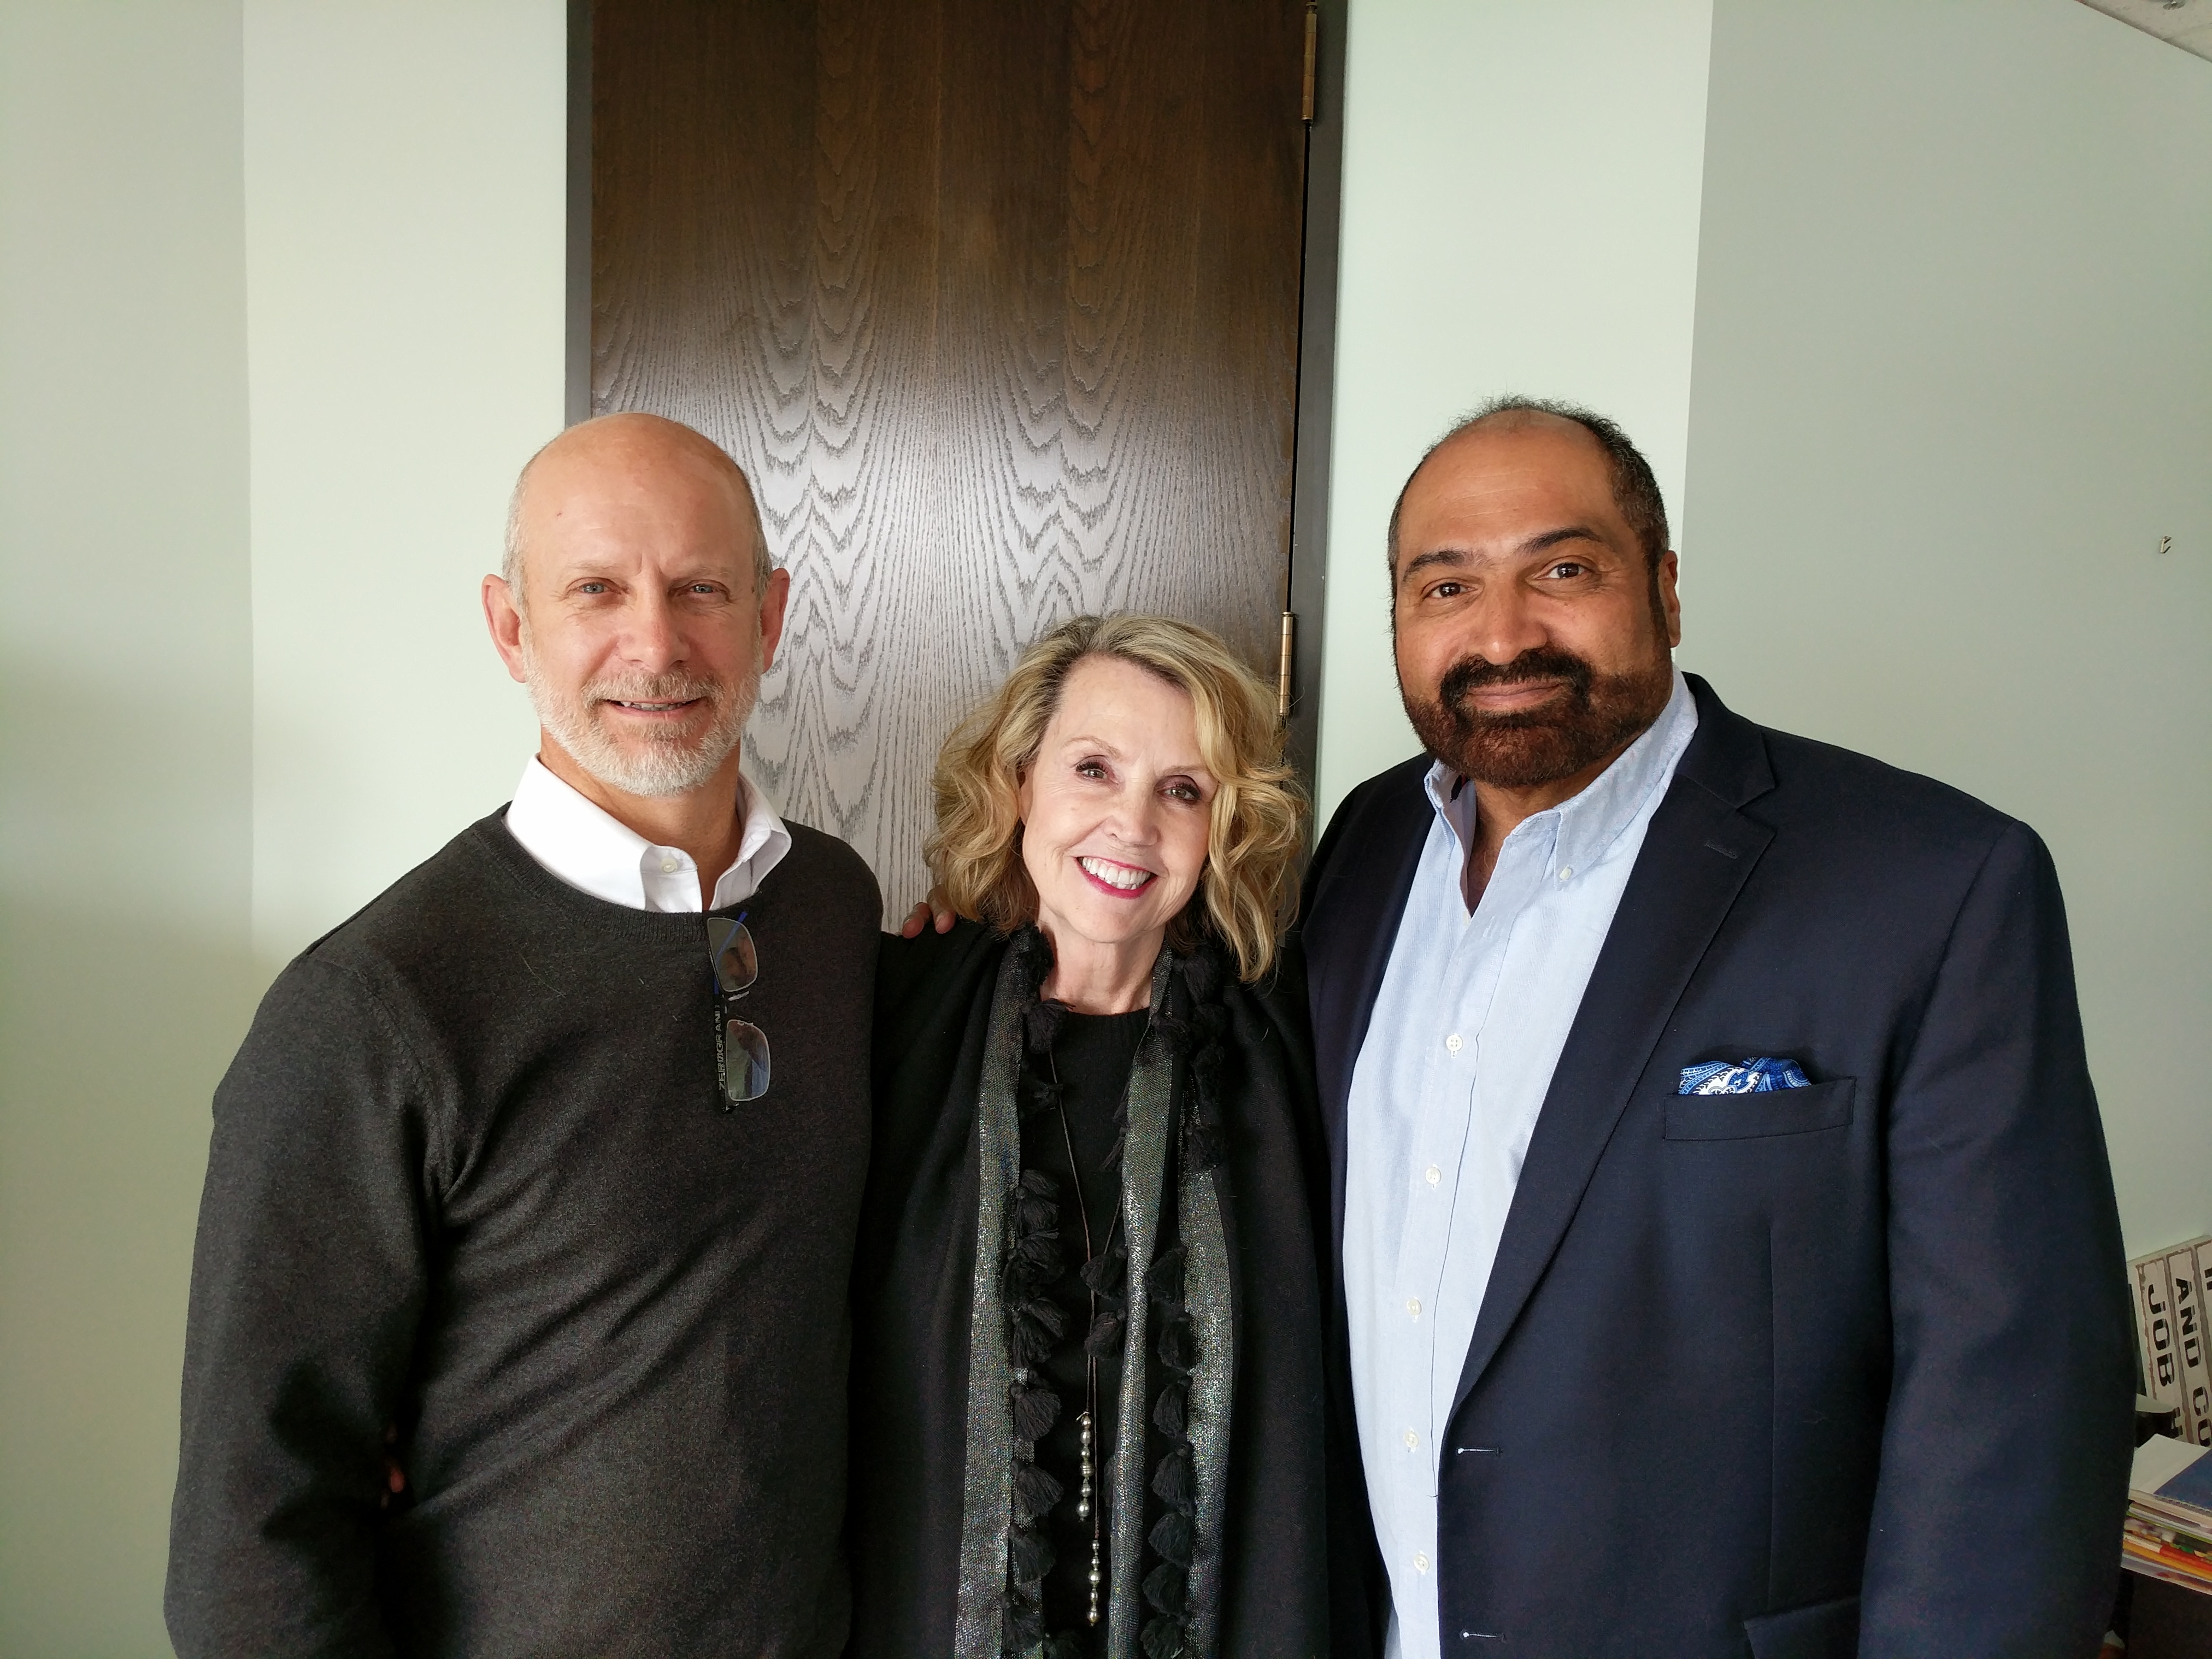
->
[245, 0, 562, 970]
[1313, 0, 1717, 829]
[1679, 0, 2212, 1255]
[0, 2, 255, 1652]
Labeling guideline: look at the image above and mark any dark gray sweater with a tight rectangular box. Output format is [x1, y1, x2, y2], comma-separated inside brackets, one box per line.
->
[167, 811, 879, 1658]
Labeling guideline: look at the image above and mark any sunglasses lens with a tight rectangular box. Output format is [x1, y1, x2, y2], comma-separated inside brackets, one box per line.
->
[723, 1019, 770, 1103]
[710, 920, 757, 994]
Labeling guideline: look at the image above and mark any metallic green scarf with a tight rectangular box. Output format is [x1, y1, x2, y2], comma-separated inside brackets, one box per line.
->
[952, 943, 1233, 1659]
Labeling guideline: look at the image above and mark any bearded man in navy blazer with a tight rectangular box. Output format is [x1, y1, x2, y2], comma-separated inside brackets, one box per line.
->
[1302, 397, 2135, 1658]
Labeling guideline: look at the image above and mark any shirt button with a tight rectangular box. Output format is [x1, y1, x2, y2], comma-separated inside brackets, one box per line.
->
[1414, 1551, 1431, 1574]
[1425, 1164, 1442, 1187]
[1445, 1033, 1463, 1055]
[1403, 1429, 1418, 1450]
[1406, 1297, 1422, 1320]
[1558, 865, 1574, 881]
[660, 857, 680, 874]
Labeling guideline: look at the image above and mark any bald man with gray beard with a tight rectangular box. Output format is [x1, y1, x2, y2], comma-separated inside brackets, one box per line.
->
[167, 415, 879, 1657]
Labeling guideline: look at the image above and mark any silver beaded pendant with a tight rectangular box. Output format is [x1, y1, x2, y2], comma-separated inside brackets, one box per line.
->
[1076, 1410, 1093, 1520]
[1078, 1410, 1101, 1624]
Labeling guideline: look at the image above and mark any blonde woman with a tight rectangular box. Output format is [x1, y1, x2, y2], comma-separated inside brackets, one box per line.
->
[847, 615, 1340, 1659]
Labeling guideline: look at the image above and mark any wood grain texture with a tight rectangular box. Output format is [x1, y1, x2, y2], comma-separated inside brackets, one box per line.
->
[593, 0, 1308, 914]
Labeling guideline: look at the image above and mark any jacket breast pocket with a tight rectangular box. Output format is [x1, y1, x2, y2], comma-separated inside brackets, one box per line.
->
[1663, 1078, 1855, 1142]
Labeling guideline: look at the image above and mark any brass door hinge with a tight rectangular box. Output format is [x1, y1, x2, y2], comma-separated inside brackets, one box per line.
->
[1276, 610, 1297, 719]
[1302, 4, 1319, 123]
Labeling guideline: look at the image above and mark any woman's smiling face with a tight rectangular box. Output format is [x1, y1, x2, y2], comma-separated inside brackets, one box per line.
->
[1016, 654, 1217, 975]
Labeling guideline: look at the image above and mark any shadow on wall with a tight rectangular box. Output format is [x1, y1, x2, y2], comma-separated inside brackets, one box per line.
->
[0, 896, 258, 1655]
[0, 653, 260, 1651]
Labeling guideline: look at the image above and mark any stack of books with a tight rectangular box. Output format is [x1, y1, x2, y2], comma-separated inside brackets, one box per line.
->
[2129, 1237, 2212, 1445]
[2125, 1434, 2212, 1593]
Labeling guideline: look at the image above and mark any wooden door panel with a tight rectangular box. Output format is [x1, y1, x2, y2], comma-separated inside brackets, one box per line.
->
[593, 0, 1308, 913]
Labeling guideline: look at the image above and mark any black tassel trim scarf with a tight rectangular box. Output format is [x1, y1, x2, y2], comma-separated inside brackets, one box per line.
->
[952, 929, 1236, 1659]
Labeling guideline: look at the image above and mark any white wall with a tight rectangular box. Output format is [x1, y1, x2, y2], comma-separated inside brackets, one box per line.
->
[245, 0, 565, 969]
[1680, 0, 2212, 1255]
[1312, 0, 1717, 825]
[0, 2, 254, 1650]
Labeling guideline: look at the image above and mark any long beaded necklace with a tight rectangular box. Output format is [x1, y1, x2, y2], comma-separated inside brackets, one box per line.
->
[1046, 1045, 1122, 1630]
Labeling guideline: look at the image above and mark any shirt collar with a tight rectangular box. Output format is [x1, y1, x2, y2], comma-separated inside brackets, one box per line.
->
[1422, 667, 1699, 875]
[503, 756, 793, 912]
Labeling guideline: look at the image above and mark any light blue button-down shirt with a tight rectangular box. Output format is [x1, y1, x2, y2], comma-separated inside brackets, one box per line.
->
[1344, 670, 1698, 1659]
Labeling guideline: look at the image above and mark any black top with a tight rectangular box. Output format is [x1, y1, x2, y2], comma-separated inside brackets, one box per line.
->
[1025, 1007, 1148, 1637]
[166, 811, 881, 1659]
[848, 921, 1353, 1659]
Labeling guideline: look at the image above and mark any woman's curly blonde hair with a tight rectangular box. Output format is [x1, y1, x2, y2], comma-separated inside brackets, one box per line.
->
[926, 614, 1308, 981]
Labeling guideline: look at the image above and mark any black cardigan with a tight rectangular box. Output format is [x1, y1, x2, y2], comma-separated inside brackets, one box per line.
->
[847, 921, 1346, 1657]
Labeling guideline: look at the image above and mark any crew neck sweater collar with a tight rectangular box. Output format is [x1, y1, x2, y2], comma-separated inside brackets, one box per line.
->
[471, 810, 775, 935]
[504, 756, 791, 913]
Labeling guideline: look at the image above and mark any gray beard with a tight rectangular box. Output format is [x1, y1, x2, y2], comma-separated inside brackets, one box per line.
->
[521, 639, 756, 799]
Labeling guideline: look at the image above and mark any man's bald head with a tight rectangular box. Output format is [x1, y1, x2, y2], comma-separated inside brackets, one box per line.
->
[1385, 396, 1680, 801]
[483, 411, 791, 806]
[1386, 397, 1670, 582]
[503, 413, 771, 606]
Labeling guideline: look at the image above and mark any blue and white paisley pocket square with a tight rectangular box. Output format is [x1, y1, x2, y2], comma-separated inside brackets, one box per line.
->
[1678, 1057, 1812, 1095]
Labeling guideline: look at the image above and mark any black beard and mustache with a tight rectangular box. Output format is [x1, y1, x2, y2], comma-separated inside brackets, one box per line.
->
[1402, 644, 1672, 790]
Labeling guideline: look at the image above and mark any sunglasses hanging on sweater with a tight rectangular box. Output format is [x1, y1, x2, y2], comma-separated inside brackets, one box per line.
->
[706, 914, 769, 1107]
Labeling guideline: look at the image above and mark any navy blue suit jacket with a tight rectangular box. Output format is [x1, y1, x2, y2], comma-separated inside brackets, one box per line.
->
[1301, 676, 2134, 1658]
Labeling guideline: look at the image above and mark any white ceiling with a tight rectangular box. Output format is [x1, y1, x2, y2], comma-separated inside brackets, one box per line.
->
[2076, 0, 2212, 62]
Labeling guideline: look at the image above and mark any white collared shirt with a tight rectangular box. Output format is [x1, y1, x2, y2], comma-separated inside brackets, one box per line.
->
[503, 756, 792, 912]
[1344, 670, 1699, 1659]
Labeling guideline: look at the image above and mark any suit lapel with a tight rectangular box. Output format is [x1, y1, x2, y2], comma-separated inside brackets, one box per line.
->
[1448, 680, 1775, 1421]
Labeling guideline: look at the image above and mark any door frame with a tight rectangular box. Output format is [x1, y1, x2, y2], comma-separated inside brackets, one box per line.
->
[563, 0, 1346, 825]
[1283, 0, 1348, 804]
[564, 0, 593, 428]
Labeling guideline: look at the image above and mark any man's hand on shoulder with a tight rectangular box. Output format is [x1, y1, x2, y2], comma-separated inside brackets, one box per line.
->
[897, 892, 958, 937]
